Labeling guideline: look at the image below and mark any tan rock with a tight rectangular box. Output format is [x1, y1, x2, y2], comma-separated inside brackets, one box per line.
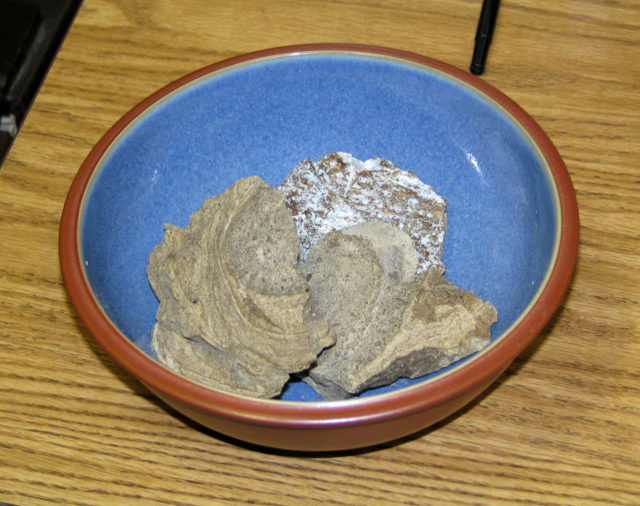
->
[301, 223, 496, 400]
[147, 176, 335, 398]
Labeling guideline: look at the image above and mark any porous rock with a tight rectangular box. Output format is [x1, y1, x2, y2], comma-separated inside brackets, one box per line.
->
[300, 222, 497, 400]
[279, 152, 448, 273]
[147, 176, 335, 398]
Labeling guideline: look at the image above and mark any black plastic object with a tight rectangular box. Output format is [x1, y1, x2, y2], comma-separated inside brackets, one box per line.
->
[0, 1, 41, 95]
[0, 0, 82, 166]
[470, 0, 501, 75]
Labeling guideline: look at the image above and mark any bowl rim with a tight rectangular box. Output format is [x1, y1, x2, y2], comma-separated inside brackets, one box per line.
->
[59, 43, 579, 428]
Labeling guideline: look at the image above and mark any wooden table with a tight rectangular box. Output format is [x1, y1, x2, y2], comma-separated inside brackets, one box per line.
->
[1, 0, 638, 503]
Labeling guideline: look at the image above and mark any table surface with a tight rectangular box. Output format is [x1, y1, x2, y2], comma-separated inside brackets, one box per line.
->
[1, 0, 638, 504]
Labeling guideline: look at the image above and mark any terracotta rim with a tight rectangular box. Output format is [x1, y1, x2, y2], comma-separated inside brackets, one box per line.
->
[59, 43, 579, 429]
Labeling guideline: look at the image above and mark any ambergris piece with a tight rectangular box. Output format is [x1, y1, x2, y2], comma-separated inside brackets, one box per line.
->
[147, 176, 335, 398]
[151, 328, 289, 398]
[301, 222, 497, 400]
[279, 152, 448, 273]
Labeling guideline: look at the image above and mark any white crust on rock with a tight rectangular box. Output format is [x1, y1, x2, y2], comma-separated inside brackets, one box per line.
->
[279, 152, 448, 273]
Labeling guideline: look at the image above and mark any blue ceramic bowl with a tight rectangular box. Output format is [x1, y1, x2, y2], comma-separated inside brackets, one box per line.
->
[60, 44, 578, 451]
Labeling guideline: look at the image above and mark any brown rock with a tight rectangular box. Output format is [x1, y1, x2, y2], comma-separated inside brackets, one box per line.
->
[279, 152, 448, 273]
[301, 223, 496, 400]
[147, 176, 335, 398]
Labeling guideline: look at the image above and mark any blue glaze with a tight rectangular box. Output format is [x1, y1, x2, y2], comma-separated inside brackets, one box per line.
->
[80, 53, 557, 401]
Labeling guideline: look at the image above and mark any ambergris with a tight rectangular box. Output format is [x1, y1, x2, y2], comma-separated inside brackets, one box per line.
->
[300, 222, 497, 400]
[147, 176, 334, 398]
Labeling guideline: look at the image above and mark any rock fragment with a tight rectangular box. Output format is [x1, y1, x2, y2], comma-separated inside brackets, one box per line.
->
[300, 222, 496, 400]
[147, 176, 335, 398]
[279, 152, 448, 273]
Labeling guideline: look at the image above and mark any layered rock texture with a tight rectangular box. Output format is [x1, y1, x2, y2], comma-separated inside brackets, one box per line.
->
[147, 177, 334, 398]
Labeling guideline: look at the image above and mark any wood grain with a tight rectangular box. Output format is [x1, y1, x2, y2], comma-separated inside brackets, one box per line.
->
[1, 0, 638, 504]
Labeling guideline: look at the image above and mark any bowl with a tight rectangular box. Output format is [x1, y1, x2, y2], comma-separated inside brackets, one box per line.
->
[60, 44, 578, 451]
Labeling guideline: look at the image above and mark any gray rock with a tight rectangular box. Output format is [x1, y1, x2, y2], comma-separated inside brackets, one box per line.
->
[147, 176, 335, 398]
[301, 222, 496, 400]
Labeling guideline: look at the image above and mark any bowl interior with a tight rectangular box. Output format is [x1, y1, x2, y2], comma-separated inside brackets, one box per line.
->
[80, 51, 558, 401]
